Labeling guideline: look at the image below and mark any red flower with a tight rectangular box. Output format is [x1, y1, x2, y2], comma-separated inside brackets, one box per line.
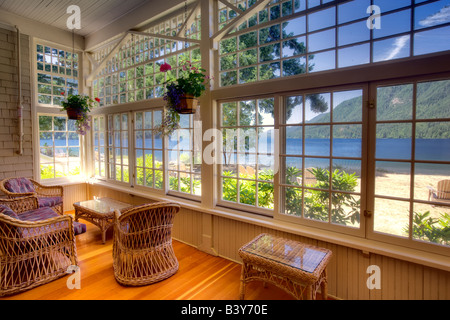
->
[61, 92, 65, 96]
[95, 97, 101, 103]
[160, 63, 172, 72]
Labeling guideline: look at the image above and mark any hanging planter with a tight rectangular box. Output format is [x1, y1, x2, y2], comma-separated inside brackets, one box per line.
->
[156, 61, 212, 135]
[178, 93, 199, 114]
[61, 93, 100, 135]
[66, 107, 83, 120]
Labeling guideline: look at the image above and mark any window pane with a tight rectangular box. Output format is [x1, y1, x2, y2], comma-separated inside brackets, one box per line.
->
[375, 161, 411, 198]
[333, 89, 363, 122]
[338, 20, 370, 46]
[374, 198, 410, 237]
[376, 123, 412, 160]
[373, 10, 411, 39]
[414, 0, 450, 30]
[338, 43, 370, 68]
[308, 7, 335, 32]
[333, 125, 362, 158]
[376, 84, 413, 121]
[416, 79, 450, 119]
[415, 122, 450, 161]
[308, 29, 335, 52]
[373, 35, 410, 62]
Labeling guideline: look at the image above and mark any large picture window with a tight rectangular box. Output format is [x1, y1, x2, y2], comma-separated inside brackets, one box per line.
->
[218, 0, 450, 87]
[219, 97, 276, 212]
[39, 115, 81, 180]
[372, 78, 450, 247]
[36, 43, 79, 106]
[135, 110, 164, 190]
[279, 88, 364, 230]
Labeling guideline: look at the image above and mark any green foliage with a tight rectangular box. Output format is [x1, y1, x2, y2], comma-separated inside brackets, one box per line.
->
[408, 211, 450, 246]
[222, 167, 360, 225]
[303, 168, 360, 225]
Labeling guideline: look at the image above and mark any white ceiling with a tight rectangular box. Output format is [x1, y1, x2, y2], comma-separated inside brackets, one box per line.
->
[0, 0, 152, 37]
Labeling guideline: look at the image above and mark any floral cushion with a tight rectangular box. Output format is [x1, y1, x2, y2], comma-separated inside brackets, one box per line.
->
[4, 178, 35, 194]
[0, 204, 19, 219]
[38, 196, 63, 208]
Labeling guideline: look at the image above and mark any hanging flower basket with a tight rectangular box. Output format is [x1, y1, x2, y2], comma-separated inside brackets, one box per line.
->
[61, 93, 100, 135]
[66, 107, 83, 120]
[155, 61, 212, 136]
[178, 93, 199, 114]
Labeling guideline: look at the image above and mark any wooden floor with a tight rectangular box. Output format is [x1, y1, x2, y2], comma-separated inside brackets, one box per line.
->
[1, 216, 299, 301]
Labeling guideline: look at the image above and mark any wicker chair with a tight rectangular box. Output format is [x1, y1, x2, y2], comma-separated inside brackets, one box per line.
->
[0, 196, 78, 297]
[427, 179, 450, 206]
[113, 202, 180, 286]
[0, 177, 64, 215]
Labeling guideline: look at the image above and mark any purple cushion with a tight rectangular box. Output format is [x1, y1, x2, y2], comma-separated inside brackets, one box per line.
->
[0, 204, 19, 219]
[20, 206, 59, 221]
[20, 207, 86, 235]
[38, 196, 63, 208]
[73, 222, 87, 235]
[4, 178, 35, 194]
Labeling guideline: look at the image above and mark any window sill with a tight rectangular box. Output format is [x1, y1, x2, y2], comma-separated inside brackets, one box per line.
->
[91, 180, 450, 273]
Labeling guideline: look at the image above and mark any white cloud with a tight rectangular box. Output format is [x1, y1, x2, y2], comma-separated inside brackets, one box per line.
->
[384, 35, 409, 61]
[419, 5, 450, 27]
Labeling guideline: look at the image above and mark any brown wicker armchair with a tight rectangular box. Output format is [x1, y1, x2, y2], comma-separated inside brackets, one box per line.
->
[0, 177, 64, 215]
[113, 202, 180, 286]
[0, 196, 78, 297]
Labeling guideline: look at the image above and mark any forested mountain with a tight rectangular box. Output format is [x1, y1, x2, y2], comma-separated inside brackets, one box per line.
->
[286, 79, 450, 139]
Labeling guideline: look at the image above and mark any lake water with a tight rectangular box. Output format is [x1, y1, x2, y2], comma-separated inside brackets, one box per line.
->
[283, 138, 450, 175]
[42, 137, 450, 175]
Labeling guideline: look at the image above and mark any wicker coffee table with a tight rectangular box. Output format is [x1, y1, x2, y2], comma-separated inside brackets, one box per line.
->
[238, 233, 332, 300]
[74, 198, 132, 244]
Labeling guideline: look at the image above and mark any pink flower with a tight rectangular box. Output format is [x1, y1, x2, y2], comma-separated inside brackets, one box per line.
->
[160, 63, 172, 72]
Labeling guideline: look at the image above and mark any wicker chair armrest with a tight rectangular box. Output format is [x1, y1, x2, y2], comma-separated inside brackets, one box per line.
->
[30, 179, 63, 197]
[0, 213, 77, 265]
[0, 195, 39, 213]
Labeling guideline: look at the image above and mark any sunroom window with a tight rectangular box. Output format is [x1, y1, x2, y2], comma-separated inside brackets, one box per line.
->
[39, 115, 81, 180]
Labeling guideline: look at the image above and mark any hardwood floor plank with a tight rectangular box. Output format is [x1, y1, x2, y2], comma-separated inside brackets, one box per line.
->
[0, 219, 300, 300]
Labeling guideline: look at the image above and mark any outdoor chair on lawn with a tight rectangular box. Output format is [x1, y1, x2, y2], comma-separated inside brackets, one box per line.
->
[428, 179, 450, 206]
[0, 177, 64, 215]
[113, 202, 180, 286]
[0, 196, 78, 297]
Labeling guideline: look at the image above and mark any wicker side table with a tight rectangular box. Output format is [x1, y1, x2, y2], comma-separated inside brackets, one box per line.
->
[73, 198, 132, 244]
[238, 233, 332, 300]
